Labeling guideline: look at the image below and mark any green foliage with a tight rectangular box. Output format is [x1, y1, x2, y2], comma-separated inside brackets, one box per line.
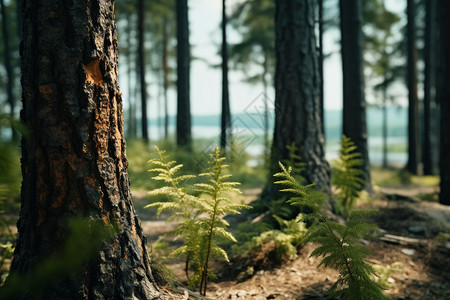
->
[372, 262, 403, 289]
[0, 218, 117, 299]
[332, 135, 366, 216]
[0, 186, 14, 284]
[232, 214, 307, 262]
[146, 146, 249, 295]
[275, 162, 389, 300]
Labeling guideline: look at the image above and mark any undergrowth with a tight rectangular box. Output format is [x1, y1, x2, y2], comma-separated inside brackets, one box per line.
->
[275, 162, 389, 299]
[146, 146, 249, 295]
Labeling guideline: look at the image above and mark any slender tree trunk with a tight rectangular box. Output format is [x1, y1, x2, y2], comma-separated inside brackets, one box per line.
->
[318, 0, 325, 137]
[406, 0, 422, 175]
[162, 16, 170, 141]
[439, 0, 450, 206]
[339, 0, 373, 193]
[262, 51, 270, 157]
[176, 0, 192, 149]
[127, 7, 137, 138]
[382, 88, 388, 169]
[423, 0, 437, 175]
[220, 0, 231, 152]
[138, 0, 149, 143]
[268, 0, 330, 195]
[8, 0, 160, 298]
[0, 0, 16, 140]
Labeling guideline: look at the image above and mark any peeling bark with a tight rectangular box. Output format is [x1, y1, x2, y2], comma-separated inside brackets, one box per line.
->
[10, 0, 160, 298]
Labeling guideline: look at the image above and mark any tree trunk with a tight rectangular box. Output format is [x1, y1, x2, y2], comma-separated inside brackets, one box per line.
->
[262, 51, 270, 157]
[439, 0, 450, 206]
[382, 88, 388, 169]
[0, 0, 16, 140]
[138, 0, 149, 143]
[220, 0, 231, 151]
[423, 0, 438, 175]
[176, 0, 192, 149]
[318, 0, 325, 137]
[162, 16, 170, 141]
[406, 0, 422, 175]
[127, 6, 137, 139]
[339, 0, 373, 193]
[269, 0, 330, 195]
[9, 0, 160, 298]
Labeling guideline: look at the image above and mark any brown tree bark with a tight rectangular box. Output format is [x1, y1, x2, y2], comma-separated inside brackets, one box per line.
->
[176, 0, 192, 149]
[9, 0, 160, 298]
[406, 0, 422, 175]
[339, 0, 373, 193]
[269, 0, 330, 195]
[439, 0, 450, 206]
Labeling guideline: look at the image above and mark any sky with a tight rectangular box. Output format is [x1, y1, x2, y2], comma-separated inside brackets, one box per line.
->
[119, 0, 407, 119]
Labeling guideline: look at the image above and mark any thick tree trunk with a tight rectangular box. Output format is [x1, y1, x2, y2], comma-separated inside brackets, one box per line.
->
[423, 0, 438, 175]
[406, 0, 422, 175]
[220, 0, 231, 151]
[339, 0, 373, 193]
[176, 0, 192, 149]
[0, 0, 16, 140]
[9, 0, 160, 298]
[439, 0, 450, 206]
[269, 0, 330, 195]
[138, 0, 149, 143]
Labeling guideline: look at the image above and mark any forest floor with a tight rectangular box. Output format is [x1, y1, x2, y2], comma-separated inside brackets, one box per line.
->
[133, 184, 450, 300]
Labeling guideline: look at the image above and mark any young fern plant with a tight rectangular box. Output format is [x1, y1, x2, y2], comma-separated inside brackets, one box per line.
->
[146, 146, 248, 295]
[333, 135, 366, 216]
[195, 146, 249, 295]
[145, 146, 201, 280]
[274, 162, 389, 300]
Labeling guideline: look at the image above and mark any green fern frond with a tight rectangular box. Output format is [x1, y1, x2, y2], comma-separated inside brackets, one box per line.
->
[332, 135, 366, 216]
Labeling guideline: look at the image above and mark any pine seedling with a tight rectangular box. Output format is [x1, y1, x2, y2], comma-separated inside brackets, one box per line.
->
[275, 162, 389, 300]
[333, 135, 366, 216]
[195, 146, 249, 295]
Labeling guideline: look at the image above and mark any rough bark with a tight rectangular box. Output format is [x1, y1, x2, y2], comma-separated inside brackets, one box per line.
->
[0, 0, 16, 139]
[9, 0, 160, 298]
[176, 0, 192, 149]
[423, 0, 438, 175]
[339, 0, 372, 193]
[406, 0, 422, 175]
[439, 0, 450, 206]
[269, 0, 330, 195]
[220, 0, 231, 151]
[138, 0, 149, 143]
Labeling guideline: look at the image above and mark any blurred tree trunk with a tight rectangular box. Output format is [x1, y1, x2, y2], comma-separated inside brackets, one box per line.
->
[262, 51, 270, 157]
[382, 87, 388, 168]
[176, 0, 192, 149]
[127, 5, 137, 138]
[268, 0, 330, 195]
[0, 0, 16, 140]
[162, 16, 170, 141]
[423, 0, 438, 175]
[439, 0, 450, 206]
[8, 0, 160, 298]
[220, 0, 231, 151]
[318, 0, 325, 136]
[138, 0, 149, 143]
[406, 0, 422, 175]
[339, 0, 372, 193]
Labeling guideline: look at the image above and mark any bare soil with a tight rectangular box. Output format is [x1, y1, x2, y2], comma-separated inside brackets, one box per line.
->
[132, 188, 450, 300]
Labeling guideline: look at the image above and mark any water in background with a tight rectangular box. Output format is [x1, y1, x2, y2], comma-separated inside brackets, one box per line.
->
[144, 107, 408, 166]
